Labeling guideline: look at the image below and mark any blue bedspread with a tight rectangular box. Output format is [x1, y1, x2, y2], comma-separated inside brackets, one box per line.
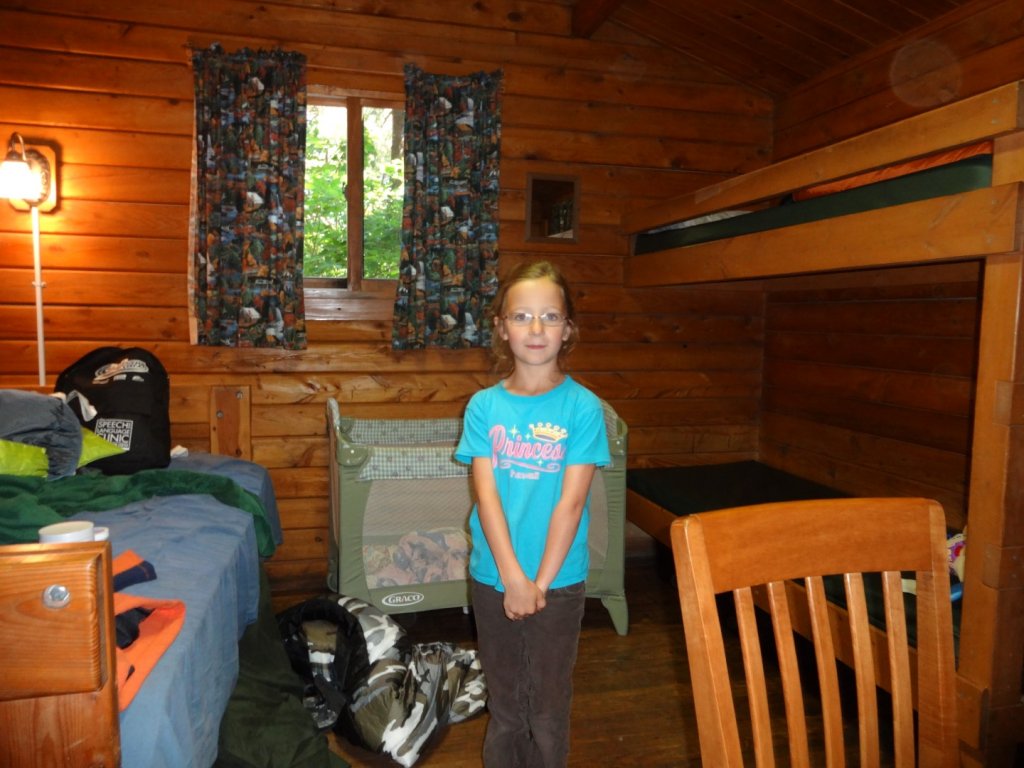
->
[170, 450, 284, 548]
[101, 495, 259, 767]
[4, 452, 283, 768]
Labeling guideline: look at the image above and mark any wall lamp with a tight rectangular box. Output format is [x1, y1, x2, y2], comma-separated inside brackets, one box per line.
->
[0, 133, 59, 386]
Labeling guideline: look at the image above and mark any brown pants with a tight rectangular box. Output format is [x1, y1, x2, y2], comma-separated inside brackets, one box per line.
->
[471, 579, 586, 768]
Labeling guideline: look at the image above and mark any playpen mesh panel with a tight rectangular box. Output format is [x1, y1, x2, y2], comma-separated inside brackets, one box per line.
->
[362, 477, 473, 588]
[343, 418, 463, 445]
[357, 446, 469, 481]
[589, 471, 608, 570]
[362, 477, 473, 535]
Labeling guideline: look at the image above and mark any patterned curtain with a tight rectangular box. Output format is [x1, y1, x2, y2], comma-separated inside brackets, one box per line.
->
[392, 64, 502, 350]
[189, 45, 307, 349]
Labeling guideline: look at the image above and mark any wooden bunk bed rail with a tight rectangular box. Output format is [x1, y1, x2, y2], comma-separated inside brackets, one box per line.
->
[622, 80, 1024, 236]
[629, 184, 1019, 286]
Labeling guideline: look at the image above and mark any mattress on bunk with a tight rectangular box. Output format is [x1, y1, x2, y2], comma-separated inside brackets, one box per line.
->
[633, 152, 993, 254]
[626, 459, 848, 515]
[626, 460, 961, 650]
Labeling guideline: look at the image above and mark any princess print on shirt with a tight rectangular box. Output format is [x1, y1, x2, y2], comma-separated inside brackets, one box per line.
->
[490, 420, 569, 478]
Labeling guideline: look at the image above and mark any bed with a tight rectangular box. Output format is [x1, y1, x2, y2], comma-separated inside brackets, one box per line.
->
[627, 460, 963, 644]
[0, 391, 285, 768]
[621, 80, 1024, 765]
[327, 396, 630, 635]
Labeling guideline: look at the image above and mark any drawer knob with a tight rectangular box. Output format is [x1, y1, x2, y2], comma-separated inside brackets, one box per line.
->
[42, 584, 71, 609]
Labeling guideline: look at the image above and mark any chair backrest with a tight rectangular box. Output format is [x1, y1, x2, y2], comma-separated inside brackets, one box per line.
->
[670, 497, 957, 767]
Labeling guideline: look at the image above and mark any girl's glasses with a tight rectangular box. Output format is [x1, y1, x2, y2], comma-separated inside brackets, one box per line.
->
[504, 311, 566, 327]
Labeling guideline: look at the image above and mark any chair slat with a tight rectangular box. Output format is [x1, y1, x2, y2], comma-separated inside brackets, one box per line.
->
[805, 575, 845, 767]
[766, 580, 811, 768]
[844, 572, 880, 767]
[880, 570, 915, 767]
[672, 517, 745, 765]
[912, 543, 959, 766]
[735, 586, 775, 767]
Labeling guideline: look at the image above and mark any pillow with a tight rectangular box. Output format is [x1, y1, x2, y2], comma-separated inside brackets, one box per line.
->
[0, 428, 124, 478]
[792, 140, 993, 201]
[80, 428, 126, 468]
[0, 390, 82, 477]
[0, 438, 48, 476]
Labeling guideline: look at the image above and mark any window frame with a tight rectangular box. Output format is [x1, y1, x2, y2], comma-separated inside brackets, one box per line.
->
[304, 89, 403, 305]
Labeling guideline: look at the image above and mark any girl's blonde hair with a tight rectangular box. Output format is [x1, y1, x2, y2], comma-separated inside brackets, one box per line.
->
[488, 260, 579, 374]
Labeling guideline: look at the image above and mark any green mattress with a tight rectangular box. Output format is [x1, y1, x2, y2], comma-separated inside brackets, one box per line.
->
[634, 153, 994, 254]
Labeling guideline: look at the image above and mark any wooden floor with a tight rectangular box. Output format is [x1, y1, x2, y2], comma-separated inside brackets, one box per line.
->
[327, 550, 893, 767]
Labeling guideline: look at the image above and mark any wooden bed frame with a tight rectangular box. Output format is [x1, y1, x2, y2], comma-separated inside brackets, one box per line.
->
[0, 384, 253, 767]
[622, 81, 1024, 766]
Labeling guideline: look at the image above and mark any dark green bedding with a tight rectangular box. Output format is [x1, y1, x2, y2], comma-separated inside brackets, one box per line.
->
[216, 568, 349, 768]
[634, 153, 994, 254]
[0, 469, 276, 557]
[626, 460, 847, 515]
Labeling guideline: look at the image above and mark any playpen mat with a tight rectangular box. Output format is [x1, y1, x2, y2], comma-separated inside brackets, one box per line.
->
[363, 528, 470, 588]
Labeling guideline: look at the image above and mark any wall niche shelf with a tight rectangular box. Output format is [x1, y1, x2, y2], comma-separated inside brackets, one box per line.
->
[526, 174, 579, 243]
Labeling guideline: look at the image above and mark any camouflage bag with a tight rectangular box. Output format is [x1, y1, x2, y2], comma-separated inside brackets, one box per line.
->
[278, 595, 486, 767]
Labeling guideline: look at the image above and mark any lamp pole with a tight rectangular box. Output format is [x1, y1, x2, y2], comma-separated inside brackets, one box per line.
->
[0, 134, 57, 387]
[31, 204, 45, 386]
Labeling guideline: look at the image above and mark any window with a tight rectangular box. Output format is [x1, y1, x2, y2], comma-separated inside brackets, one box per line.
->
[304, 95, 403, 292]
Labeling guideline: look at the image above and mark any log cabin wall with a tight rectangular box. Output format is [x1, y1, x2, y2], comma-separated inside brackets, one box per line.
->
[774, 0, 1024, 158]
[756, 262, 982, 532]
[0, 0, 772, 602]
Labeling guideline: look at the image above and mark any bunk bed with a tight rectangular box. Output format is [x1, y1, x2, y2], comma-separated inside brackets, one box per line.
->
[0, 387, 285, 768]
[622, 80, 1024, 766]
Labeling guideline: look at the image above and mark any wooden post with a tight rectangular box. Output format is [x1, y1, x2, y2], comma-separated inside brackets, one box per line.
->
[209, 385, 252, 460]
[958, 253, 1024, 765]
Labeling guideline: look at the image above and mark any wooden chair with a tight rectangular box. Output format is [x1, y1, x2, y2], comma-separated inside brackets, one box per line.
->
[670, 497, 958, 767]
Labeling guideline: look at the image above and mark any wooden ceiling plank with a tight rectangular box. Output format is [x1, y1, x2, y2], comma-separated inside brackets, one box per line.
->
[768, 0, 874, 56]
[657, 0, 828, 80]
[776, 0, 1020, 136]
[614, 4, 800, 96]
[572, 0, 627, 38]
[834, 0, 941, 34]
[709, 0, 857, 69]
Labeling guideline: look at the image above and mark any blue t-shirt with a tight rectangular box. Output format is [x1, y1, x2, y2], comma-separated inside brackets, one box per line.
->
[455, 376, 611, 591]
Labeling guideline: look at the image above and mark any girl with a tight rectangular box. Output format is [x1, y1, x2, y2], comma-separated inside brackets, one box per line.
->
[456, 260, 610, 767]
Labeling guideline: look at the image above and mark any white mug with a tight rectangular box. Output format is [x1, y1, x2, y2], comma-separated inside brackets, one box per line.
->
[38, 520, 110, 544]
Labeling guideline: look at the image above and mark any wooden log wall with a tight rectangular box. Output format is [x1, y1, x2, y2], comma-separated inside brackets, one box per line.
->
[756, 262, 982, 532]
[0, 0, 772, 602]
[774, 0, 1024, 158]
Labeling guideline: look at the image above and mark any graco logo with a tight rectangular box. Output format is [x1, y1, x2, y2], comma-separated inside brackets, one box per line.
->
[382, 591, 425, 607]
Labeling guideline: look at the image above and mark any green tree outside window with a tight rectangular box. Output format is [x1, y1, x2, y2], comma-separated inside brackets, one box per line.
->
[304, 104, 402, 281]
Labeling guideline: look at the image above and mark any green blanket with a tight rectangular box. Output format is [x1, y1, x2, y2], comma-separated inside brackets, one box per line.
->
[0, 469, 276, 557]
[216, 568, 349, 768]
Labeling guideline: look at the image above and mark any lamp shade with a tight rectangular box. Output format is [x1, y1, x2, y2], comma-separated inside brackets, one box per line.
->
[0, 154, 40, 200]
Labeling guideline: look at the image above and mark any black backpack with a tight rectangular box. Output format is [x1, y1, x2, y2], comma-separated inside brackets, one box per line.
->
[276, 597, 374, 737]
[55, 346, 171, 475]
